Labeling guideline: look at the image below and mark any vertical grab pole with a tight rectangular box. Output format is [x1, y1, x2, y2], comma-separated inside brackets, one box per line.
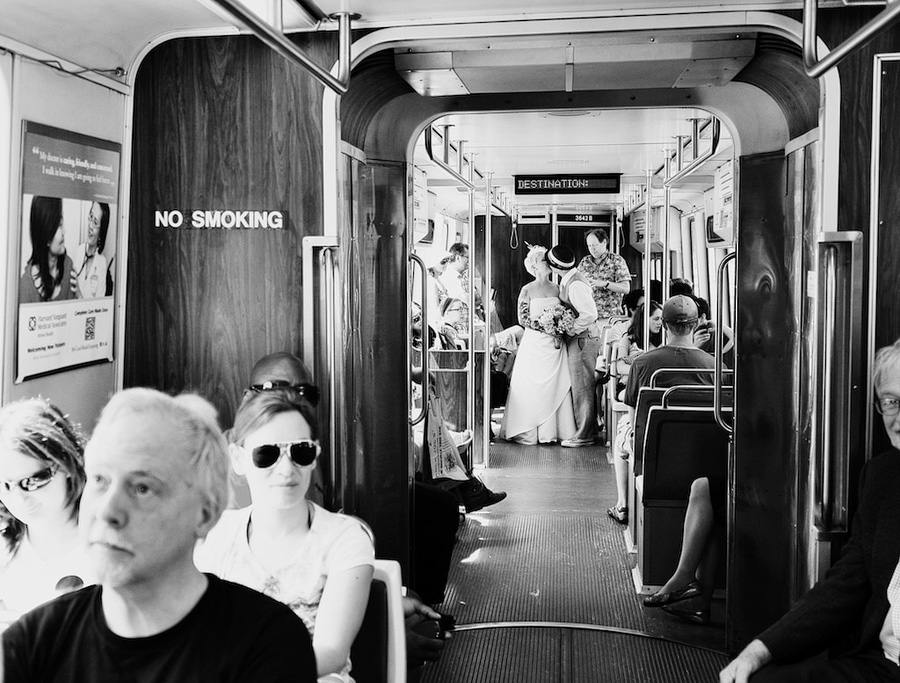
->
[410, 254, 429, 426]
[322, 247, 338, 503]
[714, 252, 736, 434]
[817, 247, 837, 525]
[643, 170, 653, 351]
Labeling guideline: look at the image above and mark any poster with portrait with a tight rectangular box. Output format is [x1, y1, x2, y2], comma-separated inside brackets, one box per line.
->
[15, 122, 120, 382]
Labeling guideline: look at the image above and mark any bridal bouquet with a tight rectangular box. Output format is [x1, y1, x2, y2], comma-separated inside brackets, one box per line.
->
[532, 304, 577, 348]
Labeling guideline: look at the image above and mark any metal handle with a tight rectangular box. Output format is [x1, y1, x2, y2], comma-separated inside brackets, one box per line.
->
[817, 246, 837, 526]
[322, 247, 338, 497]
[410, 254, 428, 426]
[714, 252, 736, 434]
[302, 236, 340, 505]
[803, 0, 900, 79]
[814, 231, 863, 533]
[207, 2, 356, 94]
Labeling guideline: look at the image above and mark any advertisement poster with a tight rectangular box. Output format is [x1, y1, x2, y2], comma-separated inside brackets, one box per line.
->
[16, 122, 120, 382]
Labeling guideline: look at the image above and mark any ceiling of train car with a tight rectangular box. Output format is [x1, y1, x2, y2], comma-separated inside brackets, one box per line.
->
[415, 109, 734, 220]
[2, 0, 794, 222]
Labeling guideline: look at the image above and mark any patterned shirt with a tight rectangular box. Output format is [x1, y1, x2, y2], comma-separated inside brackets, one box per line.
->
[577, 252, 631, 319]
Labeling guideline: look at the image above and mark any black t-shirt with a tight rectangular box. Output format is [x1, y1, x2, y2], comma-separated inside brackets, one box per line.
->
[2, 574, 316, 683]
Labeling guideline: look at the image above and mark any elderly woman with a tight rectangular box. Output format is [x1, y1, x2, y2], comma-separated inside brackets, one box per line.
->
[196, 390, 374, 683]
[0, 398, 90, 619]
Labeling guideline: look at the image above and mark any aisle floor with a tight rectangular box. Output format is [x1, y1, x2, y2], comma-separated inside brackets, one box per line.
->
[420, 439, 728, 683]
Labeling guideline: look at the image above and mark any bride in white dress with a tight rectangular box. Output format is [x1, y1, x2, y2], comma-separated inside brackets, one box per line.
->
[501, 245, 577, 444]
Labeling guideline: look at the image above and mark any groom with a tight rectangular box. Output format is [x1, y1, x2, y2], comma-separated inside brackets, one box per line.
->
[546, 244, 599, 447]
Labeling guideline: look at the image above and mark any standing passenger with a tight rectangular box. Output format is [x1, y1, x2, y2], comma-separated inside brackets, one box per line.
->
[1, 388, 316, 682]
[545, 244, 600, 447]
[577, 228, 631, 320]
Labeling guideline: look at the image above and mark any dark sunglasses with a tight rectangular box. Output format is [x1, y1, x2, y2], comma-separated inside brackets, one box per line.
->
[249, 440, 321, 469]
[1, 464, 59, 493]
[245, 380, 320, 406]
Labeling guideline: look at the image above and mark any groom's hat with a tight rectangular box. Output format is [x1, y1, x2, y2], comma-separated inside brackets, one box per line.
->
[545, 245, 576, 271]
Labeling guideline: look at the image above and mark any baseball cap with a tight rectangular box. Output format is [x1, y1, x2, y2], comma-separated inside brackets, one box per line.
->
[545, 245, 576, 271]
[662, 295, 699, 324]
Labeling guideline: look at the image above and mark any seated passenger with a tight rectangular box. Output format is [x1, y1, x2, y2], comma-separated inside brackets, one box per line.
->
[0, 398, 91, 619]
[196, 388, 374, 683]
[641, 475, 722, 625]
[241, 351, 453, 678]
[433, 297, 467, 350]
[720, 336, 900, 683]
[2, 388, 315, 682]
[608, 295, 713, 525]
[607, 300, 662, 524]
[692, 296, 735, 359]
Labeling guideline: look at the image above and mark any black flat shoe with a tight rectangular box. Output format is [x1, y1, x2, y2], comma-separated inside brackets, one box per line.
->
[642, 579, 702, 608]
[607, 506, 628, 524]
[661, 604, 711, 625]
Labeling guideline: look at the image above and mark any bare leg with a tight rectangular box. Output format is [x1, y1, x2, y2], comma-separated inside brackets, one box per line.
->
[657, 477, 714, 598]
[614, 454, 629, 510]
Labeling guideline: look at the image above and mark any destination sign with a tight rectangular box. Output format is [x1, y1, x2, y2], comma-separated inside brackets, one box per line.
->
[514, 174, 620, 195]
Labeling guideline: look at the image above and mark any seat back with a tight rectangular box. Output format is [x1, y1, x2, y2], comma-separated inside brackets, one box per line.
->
[350, 559, 406, 683]
[641, 406, 730, 504]
[632, 387, 666, 476]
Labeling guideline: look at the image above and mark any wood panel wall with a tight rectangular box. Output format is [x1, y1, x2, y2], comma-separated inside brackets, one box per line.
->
[815, 10, 900, 455]
[488, 222, 552, 330]
[127, 34, 335, 426]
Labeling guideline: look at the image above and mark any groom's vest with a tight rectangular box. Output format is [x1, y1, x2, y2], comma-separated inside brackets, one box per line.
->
[559, 270, 595, 337]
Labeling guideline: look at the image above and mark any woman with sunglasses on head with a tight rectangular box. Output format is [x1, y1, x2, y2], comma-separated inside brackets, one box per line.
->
[196, 390, 374, 683]
[0, 398, 91, 621]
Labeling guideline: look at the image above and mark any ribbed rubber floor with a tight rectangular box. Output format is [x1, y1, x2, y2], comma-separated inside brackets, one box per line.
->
[421, 626, 728, 683]
[421, 439, 728, 682]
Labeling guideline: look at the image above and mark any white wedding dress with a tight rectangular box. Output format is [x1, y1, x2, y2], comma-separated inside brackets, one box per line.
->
[501, 296, 577, 444]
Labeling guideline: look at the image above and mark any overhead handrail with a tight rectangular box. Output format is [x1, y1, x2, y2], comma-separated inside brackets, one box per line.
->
[424, 127, 476, 191]
[410, 254, 428, 427]
[664, 118, 721, 189]
[803, 0, 900, 79]
[714, 252, 736, 434]
[207, 0, 356, 95]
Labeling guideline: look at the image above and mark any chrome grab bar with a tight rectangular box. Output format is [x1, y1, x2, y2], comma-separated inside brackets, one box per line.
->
[424, 127, 476, 191]
[803, 0, 900, 79]
[814, 231, 864, 533]
[323, 247, 338, 497]
[410, 254, 428, 426]
[818, 246, 837, 526]
[301, 236, 340, 503]
[714, 252, 736, 434]
[207, 1, 356, 94]
[664, 119, 720, 189]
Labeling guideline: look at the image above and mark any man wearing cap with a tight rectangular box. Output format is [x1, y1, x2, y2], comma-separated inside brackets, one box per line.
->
[622, 294, 715, 435]
[545, 244, 600, 447]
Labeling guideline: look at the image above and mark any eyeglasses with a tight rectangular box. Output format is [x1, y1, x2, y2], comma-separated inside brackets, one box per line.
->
[874, 396, 900, 417]
[247, 440, 321, 469]
[0, 464, 59, 494]
[245, 380, 320, 406]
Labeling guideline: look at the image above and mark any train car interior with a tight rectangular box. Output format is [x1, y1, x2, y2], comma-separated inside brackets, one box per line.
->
[3, 1, 900, 681]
